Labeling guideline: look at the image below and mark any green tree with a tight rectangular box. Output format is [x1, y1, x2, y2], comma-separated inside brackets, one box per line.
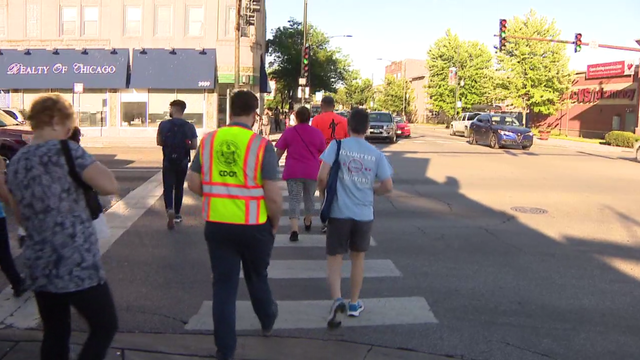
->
[376, 75, 414, 116]
[427, 29, 495, 118]
[496, 9, 572, 115]
[267, 18, 351, 103]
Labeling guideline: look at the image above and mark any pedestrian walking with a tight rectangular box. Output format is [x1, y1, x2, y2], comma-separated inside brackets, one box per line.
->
[186, 90, 282, 360]
[261, 108, 272, 139]
[311, 96, 350, 233]
[7, 94, 119, 360]
[274, 106, 282, 132]
[0, 159, 24, 298]
[275, 106, 325, 241]
[156, 100, 198, 230]
[317, 108, 394, 329]
[289, 109, 296, 128]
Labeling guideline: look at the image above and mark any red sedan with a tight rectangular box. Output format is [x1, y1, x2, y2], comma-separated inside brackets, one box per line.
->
[394, 117, 411, 138]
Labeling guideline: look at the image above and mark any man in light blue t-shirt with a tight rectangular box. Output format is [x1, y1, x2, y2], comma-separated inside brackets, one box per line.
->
[317, 108, 394, 329]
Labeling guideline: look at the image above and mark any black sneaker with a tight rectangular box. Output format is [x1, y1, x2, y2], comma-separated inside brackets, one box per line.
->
[261, 301, 279, 337]
[289, 231, 299, 242]
[12, 276, 25, 298]
[174, 214, 183, 223]
[327, 298, 347, 329]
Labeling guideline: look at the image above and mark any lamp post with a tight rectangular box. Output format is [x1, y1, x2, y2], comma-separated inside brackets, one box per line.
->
[328, 35, 353, 39]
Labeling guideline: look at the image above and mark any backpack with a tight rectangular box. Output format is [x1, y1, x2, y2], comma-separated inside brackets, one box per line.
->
[163, 120, 191, 165]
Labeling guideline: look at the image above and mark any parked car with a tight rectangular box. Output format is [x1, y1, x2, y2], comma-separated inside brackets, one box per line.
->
[366, 112, 397, 142]
[468, 113, 534, 150]
[450, 112, 482, 137]
[1, 108, 27, 124]
[393, 117, 411, 137]
[0, 110, 33, 159]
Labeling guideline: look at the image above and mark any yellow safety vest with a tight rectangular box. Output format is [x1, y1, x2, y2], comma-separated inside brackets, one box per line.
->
[199, 126, 268, 224]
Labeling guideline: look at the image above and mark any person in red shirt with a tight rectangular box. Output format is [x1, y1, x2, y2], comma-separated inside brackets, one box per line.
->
[311, 96, 349, 147]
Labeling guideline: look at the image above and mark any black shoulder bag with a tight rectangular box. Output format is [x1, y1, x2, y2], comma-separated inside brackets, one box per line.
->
[60, 140, 103, 220]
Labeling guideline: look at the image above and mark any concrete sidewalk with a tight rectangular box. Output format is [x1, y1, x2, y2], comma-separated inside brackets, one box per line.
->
[0, 330, 451, 359]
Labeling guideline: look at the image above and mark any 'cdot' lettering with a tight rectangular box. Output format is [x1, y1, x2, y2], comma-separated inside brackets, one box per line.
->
[73, 63, 117, 74]
[219, 170, 237, 178]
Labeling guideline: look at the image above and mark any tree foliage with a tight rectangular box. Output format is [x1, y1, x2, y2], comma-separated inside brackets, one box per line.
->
[427, 30, 495, 117]
[332, 71, 374, 109]
[267, 18, 351, 103]
[376, 75, 414, 116]
[496, 9, 572, 115]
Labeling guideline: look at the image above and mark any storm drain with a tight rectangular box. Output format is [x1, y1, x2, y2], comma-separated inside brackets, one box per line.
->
[510, 206, 548, 215]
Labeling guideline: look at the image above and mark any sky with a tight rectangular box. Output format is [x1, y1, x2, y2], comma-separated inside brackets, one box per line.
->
[266, 0, 640, 85]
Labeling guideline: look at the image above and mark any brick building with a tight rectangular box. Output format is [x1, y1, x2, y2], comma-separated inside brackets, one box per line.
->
[0, 0, 267, 139]
[532, 60, 639, 139]
[384, 58, 430, 122]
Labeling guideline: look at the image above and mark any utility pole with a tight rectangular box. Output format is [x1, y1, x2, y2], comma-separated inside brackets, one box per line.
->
[300, 0, 308, 106]
[234, 0, 242, 88]
[402, 61, 406, 119]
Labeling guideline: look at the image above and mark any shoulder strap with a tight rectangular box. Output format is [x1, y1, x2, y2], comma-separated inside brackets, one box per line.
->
[293, 126, 316, 158]
[333, 140, 342, 162]
[60, 140, 91, 191]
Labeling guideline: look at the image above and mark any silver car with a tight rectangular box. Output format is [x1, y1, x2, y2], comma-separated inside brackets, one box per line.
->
[366, 111, 398, 143]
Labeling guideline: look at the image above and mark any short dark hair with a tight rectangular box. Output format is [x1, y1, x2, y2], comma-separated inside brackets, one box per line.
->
[170, 99, 187, 113]
[321, 96, 335, 108]
[68, 126, 82, 143]
[295, 106, 311, 124]
[230, 90, 259, 117]
[348, 108, 369, 135]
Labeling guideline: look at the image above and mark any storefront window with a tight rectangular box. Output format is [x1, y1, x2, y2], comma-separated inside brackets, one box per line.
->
[77, 90, 107, 128]
[120, 89, 148, 127]
[177, 90, 205, 128]
[23, 90, 43, 112]
[148, 90, 176, 128]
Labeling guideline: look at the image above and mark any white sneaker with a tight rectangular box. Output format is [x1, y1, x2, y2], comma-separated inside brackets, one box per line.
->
[327, 298, 347, 329]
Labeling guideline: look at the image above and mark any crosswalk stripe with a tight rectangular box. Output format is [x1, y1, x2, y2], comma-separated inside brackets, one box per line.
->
[241, 260, 400, 279]
[278, 216, 322, 226]
[184, 297, 438, 331]
[274, 234, 376, 247]
[283, 202, 321, 210]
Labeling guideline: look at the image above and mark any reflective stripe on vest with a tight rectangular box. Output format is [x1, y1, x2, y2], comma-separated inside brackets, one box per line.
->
[200, 126, 268, 224]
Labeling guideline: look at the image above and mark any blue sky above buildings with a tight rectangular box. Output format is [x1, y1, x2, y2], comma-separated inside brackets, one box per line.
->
[266, 0, 640, 85]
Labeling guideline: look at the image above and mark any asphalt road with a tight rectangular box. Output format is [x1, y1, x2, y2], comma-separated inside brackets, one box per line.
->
[5, 134, 640, 360]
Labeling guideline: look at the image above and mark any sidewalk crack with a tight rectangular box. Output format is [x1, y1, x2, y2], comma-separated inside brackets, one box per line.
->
[362, 346, 374, 359]
[496, 341, 558, 360]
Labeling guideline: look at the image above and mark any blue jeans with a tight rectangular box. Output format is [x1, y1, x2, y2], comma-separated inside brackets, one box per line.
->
[204, 221, 277, 359]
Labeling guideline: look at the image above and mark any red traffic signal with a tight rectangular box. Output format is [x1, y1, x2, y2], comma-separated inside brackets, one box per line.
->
[574, 33, 582, 53]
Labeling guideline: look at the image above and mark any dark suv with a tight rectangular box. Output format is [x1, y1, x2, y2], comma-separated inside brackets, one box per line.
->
[366, 111, 397, 142]
[0, 110, 33, 159]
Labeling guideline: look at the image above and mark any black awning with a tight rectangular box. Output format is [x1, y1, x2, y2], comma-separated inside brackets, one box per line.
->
[259, 54, 271, 94]
[0, 48, 129, 89]
[129, 48, 216, 89]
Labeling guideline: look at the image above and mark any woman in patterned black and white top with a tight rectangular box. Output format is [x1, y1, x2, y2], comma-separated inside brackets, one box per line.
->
[7, 94, 119, 360]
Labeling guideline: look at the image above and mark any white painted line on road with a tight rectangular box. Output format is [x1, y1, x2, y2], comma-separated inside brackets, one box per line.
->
[412, 140, 426, 143]
[0, 171, 164, 329]
[185, 297, 437, 331]
[242, 260, 401, 279]
[280, 189, 320, 196]
[274, 234, 376, 247]
[283, 202, 321, 210]
[279, 216, 322, 226]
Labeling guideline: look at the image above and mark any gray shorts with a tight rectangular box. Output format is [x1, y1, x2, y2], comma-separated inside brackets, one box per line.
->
[326, 218, 373, 256]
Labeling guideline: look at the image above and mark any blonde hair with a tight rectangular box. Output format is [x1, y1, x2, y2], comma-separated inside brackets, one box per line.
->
[27, 93, 75, 130]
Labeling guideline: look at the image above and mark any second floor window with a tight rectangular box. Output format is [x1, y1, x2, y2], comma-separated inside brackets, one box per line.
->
[26, 3, 40, 38]
[154, 5, 172, 37]
[125, 6, 142, 36]
[60, 7, 77, 36]
[186, 6, 204, 36]
[83, 7, 99, 36]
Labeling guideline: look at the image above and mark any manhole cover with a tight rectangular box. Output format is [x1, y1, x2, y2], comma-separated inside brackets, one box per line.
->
[510, 206, 548, 215]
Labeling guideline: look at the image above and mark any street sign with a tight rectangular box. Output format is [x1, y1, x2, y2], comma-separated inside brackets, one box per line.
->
[73, 83, 84, 94]
[448, 67, 457, 86]
[299, 77, 307, 86]
[456, 101, 462, 108]
[315, 91, 323, 102]
[590, 41, 599, 49]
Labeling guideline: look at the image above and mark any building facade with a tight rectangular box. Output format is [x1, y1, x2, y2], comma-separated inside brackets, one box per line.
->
[0, 0, 267, 139]
[384, 58, 430, 122]
[532, 60, 639, 139]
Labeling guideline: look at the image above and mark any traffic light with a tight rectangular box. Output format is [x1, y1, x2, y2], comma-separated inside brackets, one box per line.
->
[498, 19, 507, 52]
[302, 44, 310, 79]
[574, 33, 582, 53]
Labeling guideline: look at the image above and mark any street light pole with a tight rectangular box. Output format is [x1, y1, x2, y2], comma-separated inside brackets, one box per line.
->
[234, 0, 241, 88]
[300, 0, 308, 106]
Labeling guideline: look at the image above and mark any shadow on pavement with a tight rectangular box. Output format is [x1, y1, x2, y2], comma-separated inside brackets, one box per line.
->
[362, 145, 640, 360]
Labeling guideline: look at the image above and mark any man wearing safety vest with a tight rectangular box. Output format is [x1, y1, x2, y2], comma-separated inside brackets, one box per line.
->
[186, 90, 282, 360]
